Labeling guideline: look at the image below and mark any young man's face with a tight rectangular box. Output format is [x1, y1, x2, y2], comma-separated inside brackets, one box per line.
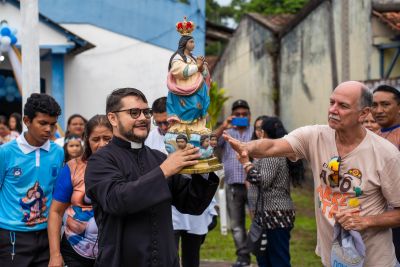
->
[371, 91, 400, 128]
[24, 112, 58, 146]
[153, 112, 169, 135]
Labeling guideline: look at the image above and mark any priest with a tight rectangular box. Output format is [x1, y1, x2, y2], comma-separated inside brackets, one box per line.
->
[85, 87, 219, 267]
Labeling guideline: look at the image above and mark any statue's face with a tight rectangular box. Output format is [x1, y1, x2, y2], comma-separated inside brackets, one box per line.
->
[186, 39, 195, 52]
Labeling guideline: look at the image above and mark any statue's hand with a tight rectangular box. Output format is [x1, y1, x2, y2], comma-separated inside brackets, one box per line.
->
[197, 56, 205, 71]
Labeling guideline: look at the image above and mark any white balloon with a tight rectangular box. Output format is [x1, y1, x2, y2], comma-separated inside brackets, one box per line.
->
[0, 36, 11, 46]
[0, 43, 9, 52]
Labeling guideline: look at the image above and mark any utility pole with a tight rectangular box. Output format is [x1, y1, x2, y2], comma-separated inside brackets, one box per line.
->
[20, 0, 40, 110]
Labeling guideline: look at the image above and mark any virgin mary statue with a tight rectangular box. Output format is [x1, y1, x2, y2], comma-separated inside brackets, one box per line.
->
[164, 17, 221, 174]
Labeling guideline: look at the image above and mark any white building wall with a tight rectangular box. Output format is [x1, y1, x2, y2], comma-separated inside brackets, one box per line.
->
[61, 24, 173, 122]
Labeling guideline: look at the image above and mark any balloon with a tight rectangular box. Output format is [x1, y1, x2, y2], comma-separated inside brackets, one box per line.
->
[0, 88, 6, 97]
[5, 93, 15, 102]
[0, 36, 11, 46]
[0, 43, 8, 52]
[4, 77, 14, 86]
[0, 75, 4, 87]
[6, 85, 15, 94]
[0, 27, 11, 36]
[10, 35, 17, 45]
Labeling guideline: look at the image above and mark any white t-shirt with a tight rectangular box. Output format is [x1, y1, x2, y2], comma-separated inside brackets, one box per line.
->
[54, 137, 65, 147]
[144, 128, 167, 154]
[284, 125, 400, 267]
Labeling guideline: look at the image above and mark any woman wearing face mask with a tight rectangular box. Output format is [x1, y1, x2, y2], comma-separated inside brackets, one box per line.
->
[240, 116, 304, 267]
[48, 115, 113, 267]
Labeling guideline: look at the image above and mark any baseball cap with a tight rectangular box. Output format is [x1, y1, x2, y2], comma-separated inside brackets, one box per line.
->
[330, 223, 365, 267]
[231, 99, 250, 111]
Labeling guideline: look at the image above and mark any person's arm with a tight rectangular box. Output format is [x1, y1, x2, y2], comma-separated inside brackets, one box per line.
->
[213, 116, 233, 138]
[223, 132, 296, 160]
[85, 146, 201, 216]
[337, 156, 400, 231]
[48, 165, 73, 267]
[48, 200, 69, 267]
[336, 208, 400, 231]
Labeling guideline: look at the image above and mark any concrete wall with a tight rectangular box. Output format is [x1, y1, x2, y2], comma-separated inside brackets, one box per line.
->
[213, 0, 400, 132]
[62, 24, 173, 122]
[279, 2, 334, 130]
[212, 17, 276, 123]
[279, 0, 388, 131]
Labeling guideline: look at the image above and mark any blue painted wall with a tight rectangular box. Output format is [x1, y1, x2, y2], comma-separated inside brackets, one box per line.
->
[39, 0, 206, 55]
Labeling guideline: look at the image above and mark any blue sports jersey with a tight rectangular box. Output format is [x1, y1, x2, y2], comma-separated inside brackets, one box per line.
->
[0, 134, 64, 231]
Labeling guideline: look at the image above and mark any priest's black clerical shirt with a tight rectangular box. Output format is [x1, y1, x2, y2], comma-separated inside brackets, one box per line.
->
[85, 136, 219, 267]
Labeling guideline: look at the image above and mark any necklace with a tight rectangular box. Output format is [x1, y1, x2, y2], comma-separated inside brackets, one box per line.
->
[380, 124, 400, 139]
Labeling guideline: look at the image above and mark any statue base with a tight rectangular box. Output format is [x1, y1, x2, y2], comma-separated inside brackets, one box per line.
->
[179, 157, 223, 174]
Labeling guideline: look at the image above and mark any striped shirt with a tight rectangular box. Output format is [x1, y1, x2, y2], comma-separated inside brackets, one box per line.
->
[218, 126, 253, 184]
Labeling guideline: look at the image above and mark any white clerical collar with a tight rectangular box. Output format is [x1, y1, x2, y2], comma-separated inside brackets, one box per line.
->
[130, 141, 143, 149]
[16, 132, 50, 154]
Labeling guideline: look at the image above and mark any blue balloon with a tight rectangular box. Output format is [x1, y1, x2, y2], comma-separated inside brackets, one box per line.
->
[10, 35, 17, 45]
[5, 93, 15, 102]
[0, 27, 11, 36]
[0, 75, 5, 87]
[0, 88, 6, 98]
[4, 77, 13, 86]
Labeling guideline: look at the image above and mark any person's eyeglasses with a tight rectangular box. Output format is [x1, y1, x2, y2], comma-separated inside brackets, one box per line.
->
[153, 120, 170, 127]
[233, 112, 249, 117]
[113, 108, 153, 119]
[255, 126, 263, 131]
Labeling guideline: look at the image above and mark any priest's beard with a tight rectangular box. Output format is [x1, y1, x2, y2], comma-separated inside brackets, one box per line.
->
[118, 120, 150, 143]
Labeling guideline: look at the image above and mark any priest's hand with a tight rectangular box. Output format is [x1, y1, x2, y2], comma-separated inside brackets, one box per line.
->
[160, 145, 200, 177]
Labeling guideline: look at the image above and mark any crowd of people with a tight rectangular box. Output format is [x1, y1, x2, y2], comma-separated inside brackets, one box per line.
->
[0, 81, 399, 267]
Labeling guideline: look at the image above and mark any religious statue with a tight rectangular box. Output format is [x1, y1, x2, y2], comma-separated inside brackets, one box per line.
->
[165, 17, 222, 174]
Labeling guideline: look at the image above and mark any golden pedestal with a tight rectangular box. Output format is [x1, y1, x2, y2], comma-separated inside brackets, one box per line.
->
[179, 157, 223, 174]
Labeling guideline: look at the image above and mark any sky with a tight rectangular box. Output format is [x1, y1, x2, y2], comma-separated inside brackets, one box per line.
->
[216, 0, 232, 6]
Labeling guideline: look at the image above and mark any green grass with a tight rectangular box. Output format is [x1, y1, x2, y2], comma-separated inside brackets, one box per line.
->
[201, 185, 323, 266]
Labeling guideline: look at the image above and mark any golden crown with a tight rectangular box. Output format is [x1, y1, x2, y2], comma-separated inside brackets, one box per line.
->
[176, 17, 195, 36]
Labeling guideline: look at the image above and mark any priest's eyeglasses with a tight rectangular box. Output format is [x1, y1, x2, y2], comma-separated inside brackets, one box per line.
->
[113, 108, 153, 119]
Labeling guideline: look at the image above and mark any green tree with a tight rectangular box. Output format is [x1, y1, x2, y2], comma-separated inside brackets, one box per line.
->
[229, 0, 309, 22]
[207, 81, 230, 130]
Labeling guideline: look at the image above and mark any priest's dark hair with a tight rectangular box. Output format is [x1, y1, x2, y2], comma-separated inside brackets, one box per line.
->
[82, 114, 112, 161]
[106, 87, 148, 114]
[152, 97, 167, 114]
[24, 93, 61, 121]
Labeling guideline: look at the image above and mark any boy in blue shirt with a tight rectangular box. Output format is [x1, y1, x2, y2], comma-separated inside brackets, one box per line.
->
[0, 93, 64, 267]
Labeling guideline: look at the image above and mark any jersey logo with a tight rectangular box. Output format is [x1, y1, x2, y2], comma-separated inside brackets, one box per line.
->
[13, 167, 22, 177]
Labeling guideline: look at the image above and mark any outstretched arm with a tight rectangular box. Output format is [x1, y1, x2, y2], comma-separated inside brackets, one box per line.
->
[223, 131, 296, 160]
